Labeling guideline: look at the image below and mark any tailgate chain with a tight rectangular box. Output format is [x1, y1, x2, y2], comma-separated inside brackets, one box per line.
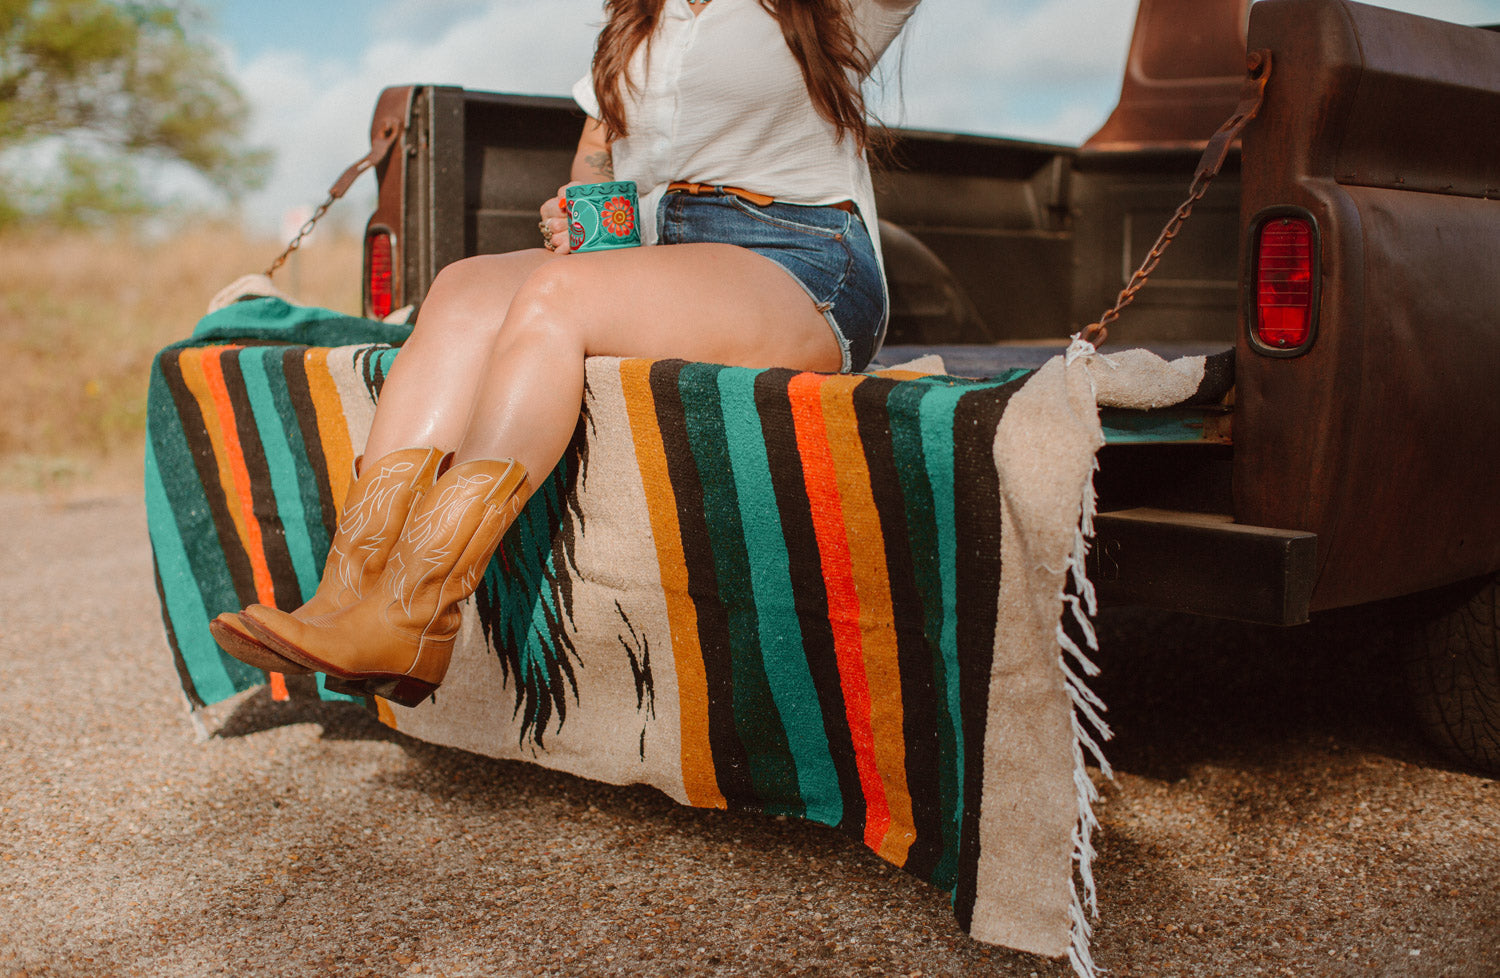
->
[264, 112, 405, 278]
[1081, 50, 1272, 347]
[263, 59, 1270, 327]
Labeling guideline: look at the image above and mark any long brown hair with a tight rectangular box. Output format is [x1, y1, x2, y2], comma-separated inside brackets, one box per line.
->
[591, 0, 876, 148]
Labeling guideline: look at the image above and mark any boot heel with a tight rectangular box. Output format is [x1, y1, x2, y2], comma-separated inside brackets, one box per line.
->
[322, 675, 369, 698]
[363, 675, 440, 708]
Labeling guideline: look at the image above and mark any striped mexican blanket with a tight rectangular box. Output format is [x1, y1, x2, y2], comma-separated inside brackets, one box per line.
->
[146, 298, 1215, 976]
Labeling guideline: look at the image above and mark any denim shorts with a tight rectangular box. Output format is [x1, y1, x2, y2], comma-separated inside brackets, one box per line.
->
[657, 191, 887, 372]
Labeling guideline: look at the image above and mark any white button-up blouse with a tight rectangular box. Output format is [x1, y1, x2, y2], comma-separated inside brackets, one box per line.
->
[571, 0, 922, 276]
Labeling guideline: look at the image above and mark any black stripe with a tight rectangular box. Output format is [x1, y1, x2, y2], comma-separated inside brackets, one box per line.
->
[1187, 349, 1235, 404]
[158, 349, 258, 609]
[949, 375, 1024, 928]
[853, 377, 945, 879]
[752, 369, 867, 836]
[219, 349, 303, 609]
[648, 360, 756, 805]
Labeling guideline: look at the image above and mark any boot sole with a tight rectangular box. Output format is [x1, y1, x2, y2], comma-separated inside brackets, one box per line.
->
[238, 615, 440, 708]
[209, 614, 313, 675]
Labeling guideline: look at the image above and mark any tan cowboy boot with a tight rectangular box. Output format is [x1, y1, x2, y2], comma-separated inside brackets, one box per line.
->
[210, 447, 449, 675]
[239, 458, 530, 707]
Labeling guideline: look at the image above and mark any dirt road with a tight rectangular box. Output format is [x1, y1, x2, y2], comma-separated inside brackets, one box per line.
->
[1, 491, 1495, 977]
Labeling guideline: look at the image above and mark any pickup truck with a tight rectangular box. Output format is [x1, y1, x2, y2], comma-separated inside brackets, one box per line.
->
[340, 0, 1500, 774]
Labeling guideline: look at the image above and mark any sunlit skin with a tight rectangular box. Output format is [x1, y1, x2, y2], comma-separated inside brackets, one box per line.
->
[361, 108, 842, 481]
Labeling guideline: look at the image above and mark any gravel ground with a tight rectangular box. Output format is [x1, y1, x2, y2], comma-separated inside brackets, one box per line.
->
[1, 491, 1496, 978]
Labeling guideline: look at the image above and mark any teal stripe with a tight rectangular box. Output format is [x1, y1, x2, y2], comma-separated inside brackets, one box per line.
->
[916, 381, 965, 883]
[680, 362, 801, 814]
[240, 350, 319, 598]
[276, 348, 333, 565]
[242, 349, 360, 704]
[1101, 406, 1224, 443]
[910, 372, 1027, 890]
[718, 368, 841, 826]
[887, 380, 960, 885]
[144, 425, 237, 703]
[917, 383, 963, 757]
[147, 353, 267, 697]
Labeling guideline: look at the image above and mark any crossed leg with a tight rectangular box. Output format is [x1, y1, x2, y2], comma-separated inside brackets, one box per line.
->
[364, 241, 844, 476]
[223, 241, 841, 700]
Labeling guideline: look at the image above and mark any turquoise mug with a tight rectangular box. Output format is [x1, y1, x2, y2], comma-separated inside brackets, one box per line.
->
[566, 181, 642, 253]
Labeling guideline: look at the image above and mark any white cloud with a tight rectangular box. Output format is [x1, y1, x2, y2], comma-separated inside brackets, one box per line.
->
[234, 0, 1135, 232]
[877, 0, 1135, 141]
[227, 0, 1500, 234]
[230, 0, 603, 234]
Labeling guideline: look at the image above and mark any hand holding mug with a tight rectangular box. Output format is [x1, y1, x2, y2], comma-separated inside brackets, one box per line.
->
[539, 180, 641, 254]
[565, 181, 641, 253]
[539, 184, 578, 254]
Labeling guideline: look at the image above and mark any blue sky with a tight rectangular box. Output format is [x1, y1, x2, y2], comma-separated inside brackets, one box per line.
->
[205, 0, 1500, 232]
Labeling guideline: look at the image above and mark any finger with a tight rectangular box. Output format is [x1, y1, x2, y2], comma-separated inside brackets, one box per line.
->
[549, 181, 583, 214]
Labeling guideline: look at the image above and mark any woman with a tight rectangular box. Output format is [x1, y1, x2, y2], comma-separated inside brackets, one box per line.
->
[211, 0, 923, 706]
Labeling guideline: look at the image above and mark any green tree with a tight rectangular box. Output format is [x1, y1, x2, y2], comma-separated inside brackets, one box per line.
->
[0, 0, 269, 224]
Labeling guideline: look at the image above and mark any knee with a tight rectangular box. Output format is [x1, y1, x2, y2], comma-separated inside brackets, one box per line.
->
[501, 262, 586, 347]
[412, 253, 542, 344]
[423, 257, 501, 319]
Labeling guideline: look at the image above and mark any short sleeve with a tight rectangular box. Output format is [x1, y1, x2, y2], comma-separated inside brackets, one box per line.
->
[572, 73, 600, 119]
[851, 0, 922, 68]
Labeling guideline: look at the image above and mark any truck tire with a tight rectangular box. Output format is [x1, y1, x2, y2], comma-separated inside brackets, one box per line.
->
[1395, 572, 1500, 774]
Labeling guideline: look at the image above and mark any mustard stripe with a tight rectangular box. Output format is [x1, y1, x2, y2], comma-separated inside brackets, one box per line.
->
[620, 358, 726, 809]
[303, 348, 356, 513]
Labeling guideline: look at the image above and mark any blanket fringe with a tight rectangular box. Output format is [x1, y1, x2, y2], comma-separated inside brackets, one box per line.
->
[1061, 336, 1113, 978]
[185, 698, 210, 744]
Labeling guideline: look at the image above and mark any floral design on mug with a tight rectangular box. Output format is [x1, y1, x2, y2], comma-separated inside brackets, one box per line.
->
[602, 196, 636, 237]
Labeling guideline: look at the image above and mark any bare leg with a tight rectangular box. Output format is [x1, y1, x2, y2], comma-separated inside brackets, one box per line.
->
[230, 241, 841, 698]
[362, 248, 562, 460]
[450, 242, 842, 476]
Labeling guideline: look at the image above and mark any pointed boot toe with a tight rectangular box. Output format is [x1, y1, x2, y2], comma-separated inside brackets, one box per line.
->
[210, 612, 313, 674]
[242, 458, 531, 708]
[212, 447, 449, 696]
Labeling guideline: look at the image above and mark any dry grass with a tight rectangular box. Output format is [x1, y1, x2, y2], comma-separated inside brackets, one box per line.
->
[0, 222, 362, 494]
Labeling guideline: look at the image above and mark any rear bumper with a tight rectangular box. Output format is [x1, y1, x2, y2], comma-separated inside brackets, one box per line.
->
[1090, 508, 1316, 625]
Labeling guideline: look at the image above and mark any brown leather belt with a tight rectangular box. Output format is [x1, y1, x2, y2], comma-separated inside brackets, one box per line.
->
[666, 181, 854, 213]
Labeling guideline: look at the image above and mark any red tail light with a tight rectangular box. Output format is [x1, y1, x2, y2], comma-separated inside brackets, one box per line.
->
[367, 229, 394, 320]
[1253, 217, 1315, 351]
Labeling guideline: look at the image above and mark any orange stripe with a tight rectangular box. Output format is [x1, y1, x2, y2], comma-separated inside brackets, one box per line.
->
[786, 371, 891, 851]
[198, 348, 277, 606]
[175, 351, 241, 558]
[620, 359, 726, 809]
[179, 348, 291, 694]
[303, 349, 356, 514]
[819, 376, 916, 864]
